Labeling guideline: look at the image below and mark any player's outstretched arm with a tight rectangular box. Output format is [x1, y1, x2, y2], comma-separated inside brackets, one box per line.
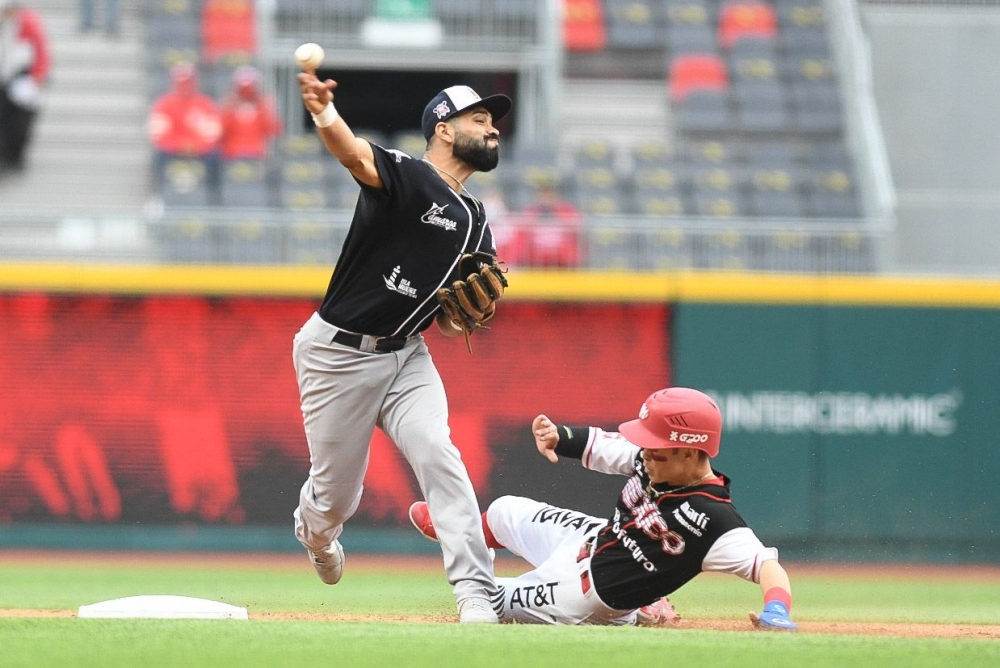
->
[749, 559, 797, 631]
[532, 415, 559, 463]
[296, 71, 381, 189]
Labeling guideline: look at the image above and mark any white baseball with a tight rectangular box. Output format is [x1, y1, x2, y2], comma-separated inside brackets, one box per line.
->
[294, 43, 325, 70]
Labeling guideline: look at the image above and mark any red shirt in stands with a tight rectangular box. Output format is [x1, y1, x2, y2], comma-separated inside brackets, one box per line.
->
[518, 190, 584, 268]
[219, 66, 280, 160]
[148, 63, 222, 157]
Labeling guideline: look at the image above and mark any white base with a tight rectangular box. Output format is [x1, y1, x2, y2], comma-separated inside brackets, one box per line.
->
[77, 595, 248, 620]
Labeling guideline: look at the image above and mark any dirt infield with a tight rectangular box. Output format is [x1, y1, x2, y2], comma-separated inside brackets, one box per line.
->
[1, 607, 997, 639]
[2, 551, 999, 640]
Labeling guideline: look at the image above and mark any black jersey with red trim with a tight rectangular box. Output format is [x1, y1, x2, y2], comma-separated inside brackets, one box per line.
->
[318, 143, 497, 337]
[589, 461, 748, 610]
[554, 424, 761, 611]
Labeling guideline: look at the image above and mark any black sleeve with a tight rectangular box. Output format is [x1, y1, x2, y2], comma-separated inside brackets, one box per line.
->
[553, 425, 592, 460]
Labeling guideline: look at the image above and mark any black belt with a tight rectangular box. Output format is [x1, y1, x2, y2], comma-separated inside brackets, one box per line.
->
[331, 329, 409, 354]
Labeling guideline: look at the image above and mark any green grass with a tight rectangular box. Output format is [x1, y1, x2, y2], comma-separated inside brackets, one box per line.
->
[1, 556, 999, 668]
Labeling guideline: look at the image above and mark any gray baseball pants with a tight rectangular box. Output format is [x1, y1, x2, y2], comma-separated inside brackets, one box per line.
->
[292, 312, 496, 604]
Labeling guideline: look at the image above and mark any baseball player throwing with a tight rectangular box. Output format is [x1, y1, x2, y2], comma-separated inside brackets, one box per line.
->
[409, 387, 798, 628]
[292, 58, 511, 623]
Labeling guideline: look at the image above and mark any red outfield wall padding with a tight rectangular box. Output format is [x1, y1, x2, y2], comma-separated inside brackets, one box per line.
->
[0, 293, 670, 525]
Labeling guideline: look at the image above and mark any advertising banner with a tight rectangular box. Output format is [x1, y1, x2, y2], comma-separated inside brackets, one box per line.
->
[672, 303, 1000, 557]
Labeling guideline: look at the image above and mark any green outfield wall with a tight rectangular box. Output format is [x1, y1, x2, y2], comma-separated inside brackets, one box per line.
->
[1, 264, 998, 562]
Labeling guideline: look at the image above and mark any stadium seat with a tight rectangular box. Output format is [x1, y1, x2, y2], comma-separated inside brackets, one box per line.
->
[563, 0, 607, 52]
[157, 216, 218, 263]
[668, 53, 728, 102]
[220, 218, 282, 264]
[643, 227, 693, 270]
[806, 154, 861, 218]
[220, 159, 271, 208]
[160, 157, 214, 207]
[761, 231, 813, 270]
[662, 0, 716, 54]
[666, 21, 717, 55]
[685, 139, 739, 165]
[202, 0, 257, 65]
[790, 79, 843, 134]
[728, 37, 780, 83]
[777, 0, 828, 51]
[573, 138, 617, 167]
[732, 80, 790, 133]
[288, 217, 347, 265]
[279, 155, 328, 210]
[587, 226, 635, 270]
[674, 89, 732, 134]
[606, 0, 662, 50]
[699, 229, 749, 268]
[717, 0, 778, 50]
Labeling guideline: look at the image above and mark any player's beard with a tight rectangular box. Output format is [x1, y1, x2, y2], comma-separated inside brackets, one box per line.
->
[453, 132, 500, 172]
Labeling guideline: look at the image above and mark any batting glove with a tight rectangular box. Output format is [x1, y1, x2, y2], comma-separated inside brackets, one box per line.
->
[749, 601, 798, 631]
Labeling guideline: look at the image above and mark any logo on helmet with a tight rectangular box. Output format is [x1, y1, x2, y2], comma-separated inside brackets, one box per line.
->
[670, 431, 710, 444]
[639, 403, 649, 419]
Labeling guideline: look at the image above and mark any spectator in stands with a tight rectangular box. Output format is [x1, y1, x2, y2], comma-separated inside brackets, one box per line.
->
[517, 180, 584, 268]
[148, 61, 222, 186]
[79, 0, 120, 36]
[218, 65, 281, 161]
[0, 0, 50, 177]
[480, 185, 522, 265]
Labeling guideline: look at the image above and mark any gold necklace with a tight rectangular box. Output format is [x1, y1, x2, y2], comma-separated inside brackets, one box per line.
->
[422, 158, 467, 193]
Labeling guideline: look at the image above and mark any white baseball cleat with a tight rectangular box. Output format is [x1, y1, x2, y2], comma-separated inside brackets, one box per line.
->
[458, 597, 499, 624]
[308, 539, 344, 585]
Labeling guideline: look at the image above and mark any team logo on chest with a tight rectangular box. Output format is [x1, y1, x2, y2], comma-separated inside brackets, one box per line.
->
[383, 265, 418, 298]
[421, 203, 458, 231]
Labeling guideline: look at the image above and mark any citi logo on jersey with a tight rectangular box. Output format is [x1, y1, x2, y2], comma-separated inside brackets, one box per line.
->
[383, 266, 418, 298]
[421, 203, 458, 231]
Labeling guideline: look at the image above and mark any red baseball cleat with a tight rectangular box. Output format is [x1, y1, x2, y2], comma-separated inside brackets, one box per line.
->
[635, 597, 682, 627]
[408, 501, 438, 542]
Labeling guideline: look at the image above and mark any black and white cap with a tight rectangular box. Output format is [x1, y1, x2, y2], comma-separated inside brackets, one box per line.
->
[421, 85, 512, 140]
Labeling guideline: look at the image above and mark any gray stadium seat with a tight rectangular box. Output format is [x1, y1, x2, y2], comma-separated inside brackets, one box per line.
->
[220, 219, 283, 264]
[160, 158, 213, 208]
[790, 80, 843, 134]
[220, 159, 271, 208]
[732, 80, 790, 133]
[606, 0, 663, 50]
[674, 90, 732, 134]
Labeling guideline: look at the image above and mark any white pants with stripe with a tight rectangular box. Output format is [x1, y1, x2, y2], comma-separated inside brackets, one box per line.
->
[292, 312, 496, 604]
[487, 495, 637, 625]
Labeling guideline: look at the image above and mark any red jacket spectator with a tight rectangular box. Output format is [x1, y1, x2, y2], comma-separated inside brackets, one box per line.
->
[148, 62, 222, 157]
[0, 2, 49, 85]
[219, 65, 280, 160]
[0, 1, 51, 173]
[517, 184, 584, 268]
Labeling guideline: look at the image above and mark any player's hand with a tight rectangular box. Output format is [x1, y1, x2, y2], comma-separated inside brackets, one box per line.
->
[749, 602, 798, 631]
[297, 73, 336, 115]
[532, 414, 559, 463]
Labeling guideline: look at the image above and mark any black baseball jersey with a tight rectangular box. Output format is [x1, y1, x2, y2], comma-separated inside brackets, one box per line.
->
[557, 427, 776, 611]
[318, 143, 497, 337]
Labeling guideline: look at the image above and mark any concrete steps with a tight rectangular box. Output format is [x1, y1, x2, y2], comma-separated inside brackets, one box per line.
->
[0, 0, 150, 211]
[560, 78, 672, 149]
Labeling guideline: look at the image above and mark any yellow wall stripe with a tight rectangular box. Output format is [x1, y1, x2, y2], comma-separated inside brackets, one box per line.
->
[1, 263, 999, 308]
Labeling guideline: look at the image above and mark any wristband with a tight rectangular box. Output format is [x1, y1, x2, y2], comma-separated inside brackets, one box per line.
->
[554, 425, 590, 460]
[312, 102, 338, 128]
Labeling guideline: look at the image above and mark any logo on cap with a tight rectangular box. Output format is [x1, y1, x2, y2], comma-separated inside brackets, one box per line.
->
[433, 101, 451, 119]
[639, 403, 649, 419]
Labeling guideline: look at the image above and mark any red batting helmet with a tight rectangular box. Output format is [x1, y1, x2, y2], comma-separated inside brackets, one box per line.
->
[618, 387, 722, 457]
